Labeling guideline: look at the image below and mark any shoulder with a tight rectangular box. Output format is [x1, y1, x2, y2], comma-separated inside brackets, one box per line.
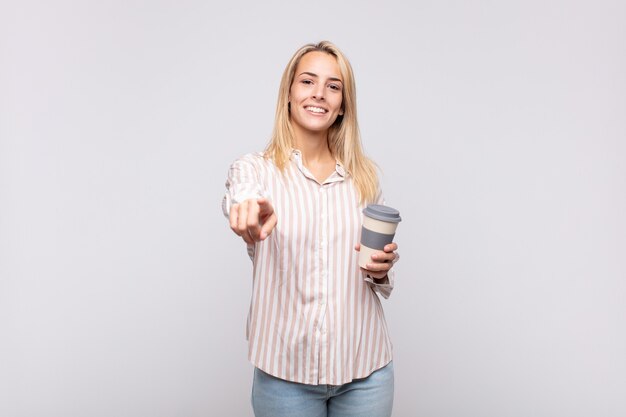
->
[227, 151, 280, 176]
[232, 151, 264, 163]
[229, 151, 268, 168]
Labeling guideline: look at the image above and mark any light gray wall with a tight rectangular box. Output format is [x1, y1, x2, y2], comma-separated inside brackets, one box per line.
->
[1, 1, 624, 416]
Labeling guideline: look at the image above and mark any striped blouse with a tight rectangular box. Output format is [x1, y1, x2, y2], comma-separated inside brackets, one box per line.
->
[222, 149, 395, 385]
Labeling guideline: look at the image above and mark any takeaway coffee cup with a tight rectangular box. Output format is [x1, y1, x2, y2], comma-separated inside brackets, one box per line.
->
[359, 204, 402, 269]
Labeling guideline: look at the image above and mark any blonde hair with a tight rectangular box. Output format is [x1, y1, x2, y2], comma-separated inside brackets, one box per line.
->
[264, 41, 379, 204]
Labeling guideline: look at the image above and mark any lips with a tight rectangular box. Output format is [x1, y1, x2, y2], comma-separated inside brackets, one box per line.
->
[305, 106, 328, 114]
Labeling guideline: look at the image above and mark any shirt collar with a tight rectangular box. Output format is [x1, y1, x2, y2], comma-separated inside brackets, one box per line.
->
[291, 149, 346, 183]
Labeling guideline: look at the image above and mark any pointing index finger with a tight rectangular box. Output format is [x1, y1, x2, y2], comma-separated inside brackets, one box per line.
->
[247, 200, 262, 240]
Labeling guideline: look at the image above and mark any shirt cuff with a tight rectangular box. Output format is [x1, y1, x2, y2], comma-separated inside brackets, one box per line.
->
[364, 269, 395, 299]
[222, 190, 266, 218]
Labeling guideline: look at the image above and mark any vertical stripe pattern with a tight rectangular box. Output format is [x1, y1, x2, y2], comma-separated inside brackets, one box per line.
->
[223, 150, 395, 385]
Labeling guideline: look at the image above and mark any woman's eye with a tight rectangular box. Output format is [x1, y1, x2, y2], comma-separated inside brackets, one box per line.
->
[329, 84, 341, 91]
[302, 79, 313, 85]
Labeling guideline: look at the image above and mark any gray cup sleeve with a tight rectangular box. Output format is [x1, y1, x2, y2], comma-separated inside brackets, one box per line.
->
[360, 227, 395, 250]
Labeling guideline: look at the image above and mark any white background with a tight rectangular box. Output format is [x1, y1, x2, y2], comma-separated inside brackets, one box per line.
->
[1, 1, 625, 416]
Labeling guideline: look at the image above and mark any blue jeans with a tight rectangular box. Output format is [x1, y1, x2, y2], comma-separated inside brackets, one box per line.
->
[251, 362, 394, 417]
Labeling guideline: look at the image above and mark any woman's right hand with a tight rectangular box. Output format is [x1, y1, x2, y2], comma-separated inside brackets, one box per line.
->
[229, 198, 277, 244]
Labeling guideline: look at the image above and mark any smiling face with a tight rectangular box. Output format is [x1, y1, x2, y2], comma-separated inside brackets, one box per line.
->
[288, 51, 344, 139]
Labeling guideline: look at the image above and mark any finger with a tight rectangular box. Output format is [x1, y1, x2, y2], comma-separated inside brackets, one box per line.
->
[364, 261, 392, 273]
[229, 203, 240, 232]
[256, 197, 270, 210]
[241, 229, 254, 245]
[354, 243, 361, 251]
[247, 200, 262, 240]
[236, 200, 249, 234]
[383, 242, 398, 253]
[259, 213, 277, 240]
[371, 251, 396, 263]
[368, 258, 392, 270]
[257, 198, 275, 220]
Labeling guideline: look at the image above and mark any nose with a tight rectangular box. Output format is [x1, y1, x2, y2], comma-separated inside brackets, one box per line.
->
[312, 84, 325, 101]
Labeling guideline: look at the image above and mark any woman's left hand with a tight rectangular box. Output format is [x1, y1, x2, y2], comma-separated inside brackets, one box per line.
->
[354, 242, 399, 280]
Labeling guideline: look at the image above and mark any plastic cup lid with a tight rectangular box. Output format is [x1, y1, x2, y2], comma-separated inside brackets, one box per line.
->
[363, 204, 401, 223]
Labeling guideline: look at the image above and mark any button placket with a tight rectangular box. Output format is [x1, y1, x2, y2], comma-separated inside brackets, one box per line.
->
[319, 185, 328, 329]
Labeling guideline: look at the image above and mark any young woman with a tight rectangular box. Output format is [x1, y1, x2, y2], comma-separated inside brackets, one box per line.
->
[223, 41, 399, 417]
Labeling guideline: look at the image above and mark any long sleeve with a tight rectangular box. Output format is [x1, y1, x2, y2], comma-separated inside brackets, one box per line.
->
[222, 153, 266, 218]
[222, 153, 266, 260]
[364, 270, 395, 299]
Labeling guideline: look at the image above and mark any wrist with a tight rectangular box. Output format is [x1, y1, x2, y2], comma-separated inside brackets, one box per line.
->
[367, 274, 389, 285]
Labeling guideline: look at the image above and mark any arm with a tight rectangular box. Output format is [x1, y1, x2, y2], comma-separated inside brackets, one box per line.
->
[223, 155, 277, 246]
[222, 154, 265, 218]
[357, 190, 400, 299]
[356, 242, 399, 299]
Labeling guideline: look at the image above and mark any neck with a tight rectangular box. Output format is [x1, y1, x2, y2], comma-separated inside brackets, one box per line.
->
[293, 129, 333, 163]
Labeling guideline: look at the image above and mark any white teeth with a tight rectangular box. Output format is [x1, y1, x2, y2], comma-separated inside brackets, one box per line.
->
[306, 106, 326, 113]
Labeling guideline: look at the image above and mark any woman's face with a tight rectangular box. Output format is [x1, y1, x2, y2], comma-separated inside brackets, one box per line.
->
[289, 51, 344, 137]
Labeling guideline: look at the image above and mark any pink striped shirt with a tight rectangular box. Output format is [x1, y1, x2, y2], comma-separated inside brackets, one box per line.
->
[222, 150, 395, 385]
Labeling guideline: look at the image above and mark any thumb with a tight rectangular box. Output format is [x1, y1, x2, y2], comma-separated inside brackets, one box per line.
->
[260, 212, 277, 240]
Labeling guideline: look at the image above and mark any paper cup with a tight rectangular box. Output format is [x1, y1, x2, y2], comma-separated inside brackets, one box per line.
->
[359, 204, 401, 269]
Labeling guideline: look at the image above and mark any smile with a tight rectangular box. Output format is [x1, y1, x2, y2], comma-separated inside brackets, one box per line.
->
[305, 106, 327, 114]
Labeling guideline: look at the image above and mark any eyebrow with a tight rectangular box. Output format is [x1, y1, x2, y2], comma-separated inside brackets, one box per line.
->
[298, 71, 343, 83]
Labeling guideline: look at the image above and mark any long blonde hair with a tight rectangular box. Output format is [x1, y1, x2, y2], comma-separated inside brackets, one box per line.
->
[264, 41, 379, 204]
